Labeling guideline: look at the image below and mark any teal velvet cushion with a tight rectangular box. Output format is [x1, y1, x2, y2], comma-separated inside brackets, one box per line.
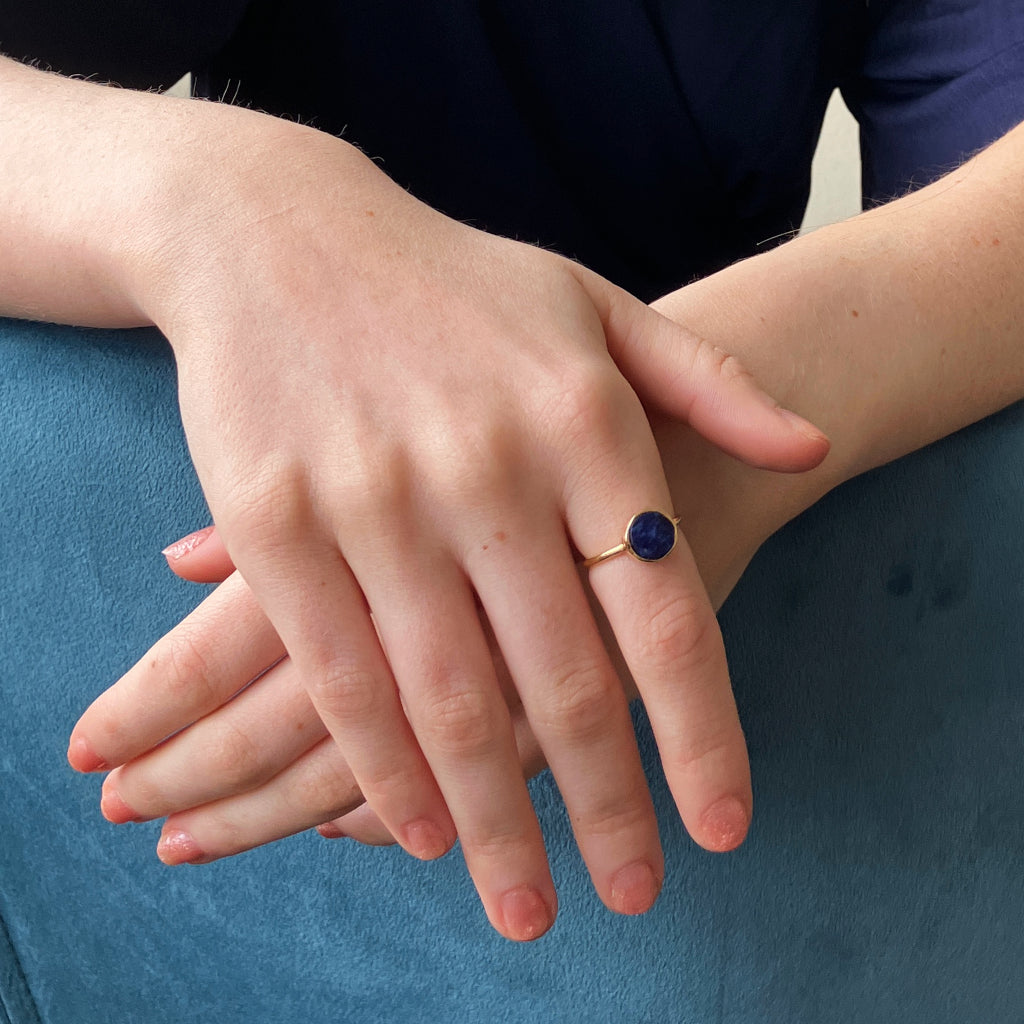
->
[2, 317, 1023, 1022]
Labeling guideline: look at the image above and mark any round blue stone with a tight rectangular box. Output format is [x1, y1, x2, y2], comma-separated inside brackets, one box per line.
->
[626, 510, 677, 562]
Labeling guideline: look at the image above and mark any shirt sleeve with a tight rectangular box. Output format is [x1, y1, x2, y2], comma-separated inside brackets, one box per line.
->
[0, 0, 252, 90]
[842, 0, 1024, 205]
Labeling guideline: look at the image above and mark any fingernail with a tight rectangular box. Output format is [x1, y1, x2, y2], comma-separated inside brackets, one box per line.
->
[402, 818, 451, 861]
[100, 788, 142, 824]
[609, 860, 661, 915]
[778, 408, 830, 446]
[161, 525, 214, 562]
[67, 735, 108, 773]
[316, 822, 348, 840]
[498, 885, 555, 942]
[700, 795, 751, 852]
[157, 829, 205, 866]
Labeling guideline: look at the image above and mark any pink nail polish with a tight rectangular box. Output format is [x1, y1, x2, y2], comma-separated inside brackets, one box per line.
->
[699, 795, 751, 852]
[316, 822, 348, 840]
[609, 860, 661, 916]
[402, 819, 451, 861]
[67, 736, 108, 773]
[161, 525, 214, 562]
[100, 788, 143, 824]
[157, 830, 205, 866]
[498, 886, 555, 942]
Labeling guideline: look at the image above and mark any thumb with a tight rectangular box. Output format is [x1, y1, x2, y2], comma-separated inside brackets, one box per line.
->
[161, 525, 236, 583]
[577, 267, 830, 473]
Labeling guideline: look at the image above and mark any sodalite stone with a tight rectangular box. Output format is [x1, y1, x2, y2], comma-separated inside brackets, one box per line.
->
[627, 510, 677, 561]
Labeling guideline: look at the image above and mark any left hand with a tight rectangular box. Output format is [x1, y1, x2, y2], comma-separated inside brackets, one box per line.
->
[91, 537, 547, 853]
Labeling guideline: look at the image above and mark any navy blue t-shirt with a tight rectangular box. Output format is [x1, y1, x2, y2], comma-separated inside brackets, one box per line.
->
[2, 0, 1023, 298]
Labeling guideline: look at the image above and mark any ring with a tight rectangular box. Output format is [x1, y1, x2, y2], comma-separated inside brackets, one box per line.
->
[581, 510, 681, 569]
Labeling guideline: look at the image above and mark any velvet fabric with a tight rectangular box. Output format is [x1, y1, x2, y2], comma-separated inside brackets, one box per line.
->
[2, 320, 1024, 1022]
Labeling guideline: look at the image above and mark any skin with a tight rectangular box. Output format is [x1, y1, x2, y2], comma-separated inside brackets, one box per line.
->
[71, 115, 1024, 918]
[1, 54, 825, 942]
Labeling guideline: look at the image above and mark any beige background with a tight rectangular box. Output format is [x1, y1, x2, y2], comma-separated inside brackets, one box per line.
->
[802, 90, 861, 231]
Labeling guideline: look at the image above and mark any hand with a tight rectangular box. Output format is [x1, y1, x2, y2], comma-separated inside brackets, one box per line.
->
[69, 112, 827, 941]
[86, 411, 775, 860]
[98, 527, 556, 851]
[74, 344, 818, 865]
[71, 396, 812, 879]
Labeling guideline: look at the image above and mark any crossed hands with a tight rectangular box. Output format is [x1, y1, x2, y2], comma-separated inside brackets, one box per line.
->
[66, 120, 827, 941]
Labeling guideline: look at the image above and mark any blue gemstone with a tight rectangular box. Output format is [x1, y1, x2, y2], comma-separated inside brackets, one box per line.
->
[627, 511, 677, 561]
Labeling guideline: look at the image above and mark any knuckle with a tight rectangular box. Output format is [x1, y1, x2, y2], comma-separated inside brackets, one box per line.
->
[332, 444, 411, 522]
[203, 720, 268, 791]
[217, 464, 315, 560]
[548, 364, 628, 449]
[306, 664, 384, 723]
[290, 746, 362, 818]
[663, 723, 742, 781]
[572, 793, 652, 843]
[458, 820, 536, 864]
[427, 424, 521, 509]
[359, 757, 421, 811]
[531, 659, 618, 743]
[635, 591, 722, 675]
[696, 336, 753, 387]
[158, 628, 219, 709]
[419, 684, 503, 758]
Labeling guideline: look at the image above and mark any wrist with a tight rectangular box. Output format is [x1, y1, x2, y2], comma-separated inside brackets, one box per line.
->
[0, 58, 216, 327]
[124, 104, 401, 358]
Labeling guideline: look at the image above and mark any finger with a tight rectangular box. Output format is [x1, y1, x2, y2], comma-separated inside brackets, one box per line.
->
[99, 656, 327, 823]
[586, 543, 752, 852]
[162, 524, 235, 583]
[224, 527, 458, 866]
[318, 806, 397, 846]
[561, 380, 752, 853]
[68, 572, 285, 772]
[323, 692, 550, 848]
[465, 503, 664, 916]
[576, 266, 830, 472]
[353, 549, 558, 942]
[155, 734, 365, 864]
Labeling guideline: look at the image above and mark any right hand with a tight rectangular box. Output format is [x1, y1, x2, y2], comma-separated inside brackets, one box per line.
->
[72, 373, 797, 862]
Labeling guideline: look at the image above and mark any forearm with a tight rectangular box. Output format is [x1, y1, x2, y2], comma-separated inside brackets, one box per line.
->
[654, 120, 1024, 603]
[0, 56, 368, 330]
[762, 118, 1024, 479]
[0, 55, 174, 324]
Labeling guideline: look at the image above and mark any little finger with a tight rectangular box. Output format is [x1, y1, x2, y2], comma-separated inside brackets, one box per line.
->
[156, 734, 364, 865]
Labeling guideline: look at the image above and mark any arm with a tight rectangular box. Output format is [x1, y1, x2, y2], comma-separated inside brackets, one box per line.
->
[657, 114, 1024, 574]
